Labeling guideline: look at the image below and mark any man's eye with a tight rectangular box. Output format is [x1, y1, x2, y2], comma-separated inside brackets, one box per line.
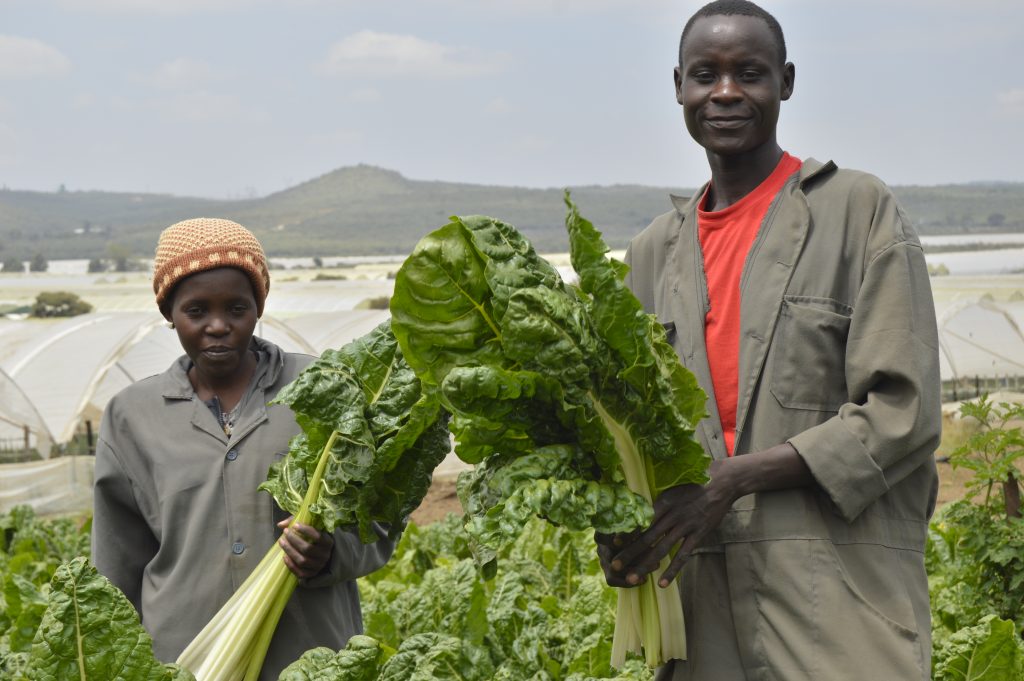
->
[692, 71, 715, 83]
[739, 70, 761, 81]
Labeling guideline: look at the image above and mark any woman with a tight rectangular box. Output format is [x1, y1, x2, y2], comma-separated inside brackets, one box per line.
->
[91, 218, 395, 679]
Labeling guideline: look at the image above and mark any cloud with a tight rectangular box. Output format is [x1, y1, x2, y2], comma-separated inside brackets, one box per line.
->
[349, 87, 381, 103]
[57, 0, 266, 13]
[0, 35, 71, 79]
[996, 88, 1024, 116]
[318, 30, 505, 78]
[486, 97, 512, 114]
[152, 58, 218, 89]
[151, 91, 253, 122]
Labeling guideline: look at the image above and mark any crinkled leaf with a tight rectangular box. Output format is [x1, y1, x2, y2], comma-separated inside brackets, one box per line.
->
[262, 321, 449, 540]
[23, 557, 194, 681]
[565, 194, 709, 493]
[378, 633, 494, 681]
[277, 636, 387, 681]
[933, 615, 1024, 681]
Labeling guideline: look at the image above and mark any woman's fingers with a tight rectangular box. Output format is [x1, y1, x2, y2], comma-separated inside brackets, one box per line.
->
[278, 520, 333, 579]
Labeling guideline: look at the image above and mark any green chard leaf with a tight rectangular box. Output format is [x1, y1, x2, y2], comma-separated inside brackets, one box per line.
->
[22, 557, 194, 681]
[261, 320, 450, 542]
[933, 615, 1024, 681]
[277, 636, 388, 681]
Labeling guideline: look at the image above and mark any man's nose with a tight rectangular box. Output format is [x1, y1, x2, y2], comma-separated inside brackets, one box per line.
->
[710, 76, 742, 102]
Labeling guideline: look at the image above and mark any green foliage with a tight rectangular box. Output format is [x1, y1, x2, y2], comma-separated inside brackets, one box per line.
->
[358, 296, 391, 310]
[928, 500, 1024, 640]
[30, 290, 93, 317]
[928, 394, 1024, 678]
[106, 242, 147, 272]
[0, 506, 92, 677]
[27, 254, 46, 273]
[260, 320, 451, 542]
[932, 615, 1024, 681]
[1, 256, 25, 273]
[19, 557, 195, 680]
[348, 515, 652, 681]
[949, 395, 1024, 515]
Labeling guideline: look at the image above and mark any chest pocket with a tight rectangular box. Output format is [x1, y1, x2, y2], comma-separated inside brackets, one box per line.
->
[770, 297, 852, 412]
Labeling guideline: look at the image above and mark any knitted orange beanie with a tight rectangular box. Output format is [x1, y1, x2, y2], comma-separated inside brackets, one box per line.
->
[153, 218, 270, 317]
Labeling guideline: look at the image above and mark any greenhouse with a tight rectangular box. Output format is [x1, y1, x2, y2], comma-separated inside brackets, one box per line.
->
[0, 309, 389, 513]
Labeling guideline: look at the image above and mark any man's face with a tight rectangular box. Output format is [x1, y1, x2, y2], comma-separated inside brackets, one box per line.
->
[674, 14, 794, 159]
[168, 267, 259, 383]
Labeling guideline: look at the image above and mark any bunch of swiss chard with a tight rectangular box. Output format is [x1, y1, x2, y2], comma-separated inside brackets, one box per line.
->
[389, 195, 709, 667]
[176, 321, 451, 681]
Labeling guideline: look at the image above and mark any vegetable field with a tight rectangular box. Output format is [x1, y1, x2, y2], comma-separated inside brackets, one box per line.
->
[2, 501, 1023, 680]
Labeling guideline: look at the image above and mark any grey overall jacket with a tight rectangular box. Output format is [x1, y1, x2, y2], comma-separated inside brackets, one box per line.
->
[92, 337, 395, 680]
[625, 159, 941, 681]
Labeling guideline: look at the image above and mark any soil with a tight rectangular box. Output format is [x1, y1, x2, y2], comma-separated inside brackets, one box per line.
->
[408, 476, 462, 526]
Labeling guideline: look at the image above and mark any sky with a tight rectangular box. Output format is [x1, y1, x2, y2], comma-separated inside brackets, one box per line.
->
[1, 0, 1022, 199]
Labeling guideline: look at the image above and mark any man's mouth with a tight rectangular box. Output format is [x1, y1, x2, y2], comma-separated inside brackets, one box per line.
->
[705, 117, 750, 129]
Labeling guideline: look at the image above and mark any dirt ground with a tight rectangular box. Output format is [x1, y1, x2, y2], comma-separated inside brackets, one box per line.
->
[408, 455, 980, 528]
[409, 476, 462, 526]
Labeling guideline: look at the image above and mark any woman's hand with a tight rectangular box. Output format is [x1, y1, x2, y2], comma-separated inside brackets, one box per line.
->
[277, 517, 334, 580]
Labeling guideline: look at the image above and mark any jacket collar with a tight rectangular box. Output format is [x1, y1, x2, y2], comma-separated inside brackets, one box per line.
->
[159, 335, 286, 400]
[158, 336, 285, 444]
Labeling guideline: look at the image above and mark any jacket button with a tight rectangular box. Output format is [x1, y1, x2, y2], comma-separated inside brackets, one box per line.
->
[231, 542, 245, 555]
[226, 450, 238, 461]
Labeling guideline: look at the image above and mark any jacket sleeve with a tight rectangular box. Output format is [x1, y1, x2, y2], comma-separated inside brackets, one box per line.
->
[91, 437, 159, 612]
[787, 187, 942, 522]
[301, 523, 397, 587]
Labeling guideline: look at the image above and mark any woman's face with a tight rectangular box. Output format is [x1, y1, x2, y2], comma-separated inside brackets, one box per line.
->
[167, 267, 259, 384]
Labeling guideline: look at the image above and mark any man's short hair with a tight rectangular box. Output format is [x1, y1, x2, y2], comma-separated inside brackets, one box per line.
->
[679, 0, 787, 66]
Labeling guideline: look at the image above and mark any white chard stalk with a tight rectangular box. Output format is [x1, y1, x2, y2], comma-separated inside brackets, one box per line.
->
[594, 399, 687, 668]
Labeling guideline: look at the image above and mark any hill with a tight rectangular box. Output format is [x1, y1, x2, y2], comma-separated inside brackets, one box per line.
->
[1, 165, 1022, 260]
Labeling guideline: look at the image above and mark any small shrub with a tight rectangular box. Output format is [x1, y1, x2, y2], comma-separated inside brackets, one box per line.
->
[1, 256, 25, 273]
[31, 291, 93, 317]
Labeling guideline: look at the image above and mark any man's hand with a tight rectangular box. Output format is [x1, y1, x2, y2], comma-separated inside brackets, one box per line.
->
[277, 517, 334, 580]
[606, 442, 813, 588]
[610, 476, 736, 588]
[594, 529, 643, 588]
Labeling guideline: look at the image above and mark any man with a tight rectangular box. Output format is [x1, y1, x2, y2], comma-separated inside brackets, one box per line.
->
[601, 1, 941, 679]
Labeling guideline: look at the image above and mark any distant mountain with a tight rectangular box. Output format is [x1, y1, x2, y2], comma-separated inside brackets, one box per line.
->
[1, 165, 1021, 260]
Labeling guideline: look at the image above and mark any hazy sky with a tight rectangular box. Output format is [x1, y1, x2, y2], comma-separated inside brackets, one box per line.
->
[1, 0, 1021, 198]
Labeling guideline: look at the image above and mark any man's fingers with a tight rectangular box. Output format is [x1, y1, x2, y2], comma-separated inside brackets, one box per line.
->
[657, 535, 699, 587]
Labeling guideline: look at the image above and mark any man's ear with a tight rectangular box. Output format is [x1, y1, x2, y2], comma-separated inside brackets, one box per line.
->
[674, 66, 684, 105]
[781, 62, 795, 101]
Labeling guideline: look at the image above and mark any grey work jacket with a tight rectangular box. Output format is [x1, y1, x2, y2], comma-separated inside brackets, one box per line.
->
[625, 159, 941, 680]
[92, 337, 395, 680]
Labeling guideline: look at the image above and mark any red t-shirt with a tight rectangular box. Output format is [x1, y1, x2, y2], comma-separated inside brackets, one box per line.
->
[697, 152, 802, 456]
